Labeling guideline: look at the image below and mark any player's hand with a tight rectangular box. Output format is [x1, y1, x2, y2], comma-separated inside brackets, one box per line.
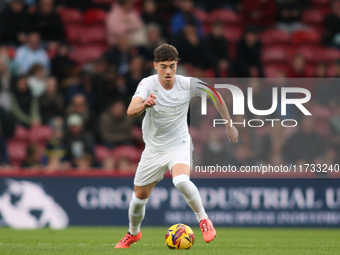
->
[143, 93, 156, 109]
[226, 126, 238, 143]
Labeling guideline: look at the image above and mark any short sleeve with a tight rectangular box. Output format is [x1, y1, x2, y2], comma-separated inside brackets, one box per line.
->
[132, 79, 151, 101]
[190, 77, 207, 98]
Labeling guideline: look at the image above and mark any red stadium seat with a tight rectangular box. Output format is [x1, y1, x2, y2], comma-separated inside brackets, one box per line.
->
[59, 8, 83, 24]
[72, 45, 107, 65]
[79, 26, 106, 45]
[7, 140, 27, 166]
[262, 46, 292, 64]
[65, 24, 82, 44]
[315, 47, 340, 63]
[261, 29, 290, 46]
[301, 9, 324, 26]
[210, 9, 242, 25]
[223, 25, 243, 43]
[29, 125, 53, 145]
[264, 63, 291, 78]
[13, 125, 29, 143]
[83, 8, 107, 25]
[95, 145, 111, 162]
[291, 29, 321, 46]
[112, 145, 142, 163]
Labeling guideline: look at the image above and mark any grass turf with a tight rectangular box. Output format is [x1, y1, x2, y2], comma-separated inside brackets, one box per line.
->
[0, 227, 339, 254]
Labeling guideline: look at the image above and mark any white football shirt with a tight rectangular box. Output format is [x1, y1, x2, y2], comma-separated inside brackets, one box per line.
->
[132, 74, 202, 152]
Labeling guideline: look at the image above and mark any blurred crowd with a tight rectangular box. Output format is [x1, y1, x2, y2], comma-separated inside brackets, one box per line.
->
[0, 0, 340, 173]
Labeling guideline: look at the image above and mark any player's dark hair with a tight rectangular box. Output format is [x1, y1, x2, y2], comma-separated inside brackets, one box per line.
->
[153, 44, 180, 63]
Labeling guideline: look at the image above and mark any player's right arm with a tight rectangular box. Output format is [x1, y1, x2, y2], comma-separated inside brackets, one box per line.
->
[127, 93, 156, 117]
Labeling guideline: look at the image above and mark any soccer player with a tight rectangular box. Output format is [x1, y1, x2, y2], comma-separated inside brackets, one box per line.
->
[115, 44, 238, 248]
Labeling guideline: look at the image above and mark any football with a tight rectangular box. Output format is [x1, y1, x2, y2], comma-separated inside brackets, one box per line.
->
[165, 223, 195, 249]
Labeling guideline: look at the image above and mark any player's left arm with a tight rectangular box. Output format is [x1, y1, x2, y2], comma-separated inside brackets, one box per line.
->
[208, 92, 238, 143]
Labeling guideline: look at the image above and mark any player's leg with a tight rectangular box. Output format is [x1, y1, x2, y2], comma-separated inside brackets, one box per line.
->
[172, 164, 216, 243]
[115, 181, 157, 248]
[129, 182, 157, 235]
[172, 164, 207, 221]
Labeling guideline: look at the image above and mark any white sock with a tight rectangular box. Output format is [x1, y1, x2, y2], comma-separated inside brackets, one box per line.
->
[128, 192, 149, 235]
[173, 174, 208, 222]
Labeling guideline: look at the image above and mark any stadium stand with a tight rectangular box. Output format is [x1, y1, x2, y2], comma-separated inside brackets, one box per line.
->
[0, 0, 339, 171]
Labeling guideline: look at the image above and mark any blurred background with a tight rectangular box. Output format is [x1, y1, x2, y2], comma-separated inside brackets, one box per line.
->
[0, 0, 339, 228]
[0, 0, 340, 172]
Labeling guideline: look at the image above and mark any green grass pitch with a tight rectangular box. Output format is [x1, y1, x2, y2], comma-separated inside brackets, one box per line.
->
[0, 227, 340, 254]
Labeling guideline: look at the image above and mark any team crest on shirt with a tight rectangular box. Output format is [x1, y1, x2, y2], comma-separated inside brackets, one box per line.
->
[138, 83, 142, 86]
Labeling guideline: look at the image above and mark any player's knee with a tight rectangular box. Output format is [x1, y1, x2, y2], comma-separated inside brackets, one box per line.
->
[130, 192, 149, 207]
[134, 190, 150, 200]
[173, 174, 190, 188]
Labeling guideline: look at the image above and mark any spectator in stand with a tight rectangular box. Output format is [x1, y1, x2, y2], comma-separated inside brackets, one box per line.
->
[0, 58, 12, 112]
[282, 116, 327, 164]
[201, 130, 229, 166]
[63, 114, 95, 169]
[31, 0, 65, 44]
[27, 64, 47, 97]
[104, 35, 134, 75]
[106, 0, 146, 46]
[324, 0, 340, 48]
[314, 62, 328, 78]
[136, 24, 166, 71]
[309, 62, 331, 107]
[98, 101, 134, 148]
[333, 59, 340, 77]
[242, 0, 277, 29]
[260, 122, 288, 163]
[173, 21, 206, 68]
[276, 0, 308, 34]
[0, 0, 31, 45]
[39, 76, 64, 124]
[64, 72, 97, 110]
[42, 116, 69, 171]
[21, 144, 41, 169]
[145, 24, 166, 53]
[170, 0, 204, 37]
[141, 0, 166, 36]
[203, 22, 230, 78]
[117, 157, 136, 173]
[102, 156, 116, 171]
[124, 56, 147, 97]
[233, 28, 263, 77]
[65, 94, 94, 133]
[51, 44, 76, 83]
[10, 76, 41, 128]
[227, 115, 262, 166]
[14, 32, 50, 74]
[0, 106, 16, 168]
[290, 54, 308, 78]
[327, 60, 340, 107]
[96, 71, 130, 113]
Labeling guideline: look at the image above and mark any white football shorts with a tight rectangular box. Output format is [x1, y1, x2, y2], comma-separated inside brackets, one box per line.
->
[134, 141, 193, 186]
